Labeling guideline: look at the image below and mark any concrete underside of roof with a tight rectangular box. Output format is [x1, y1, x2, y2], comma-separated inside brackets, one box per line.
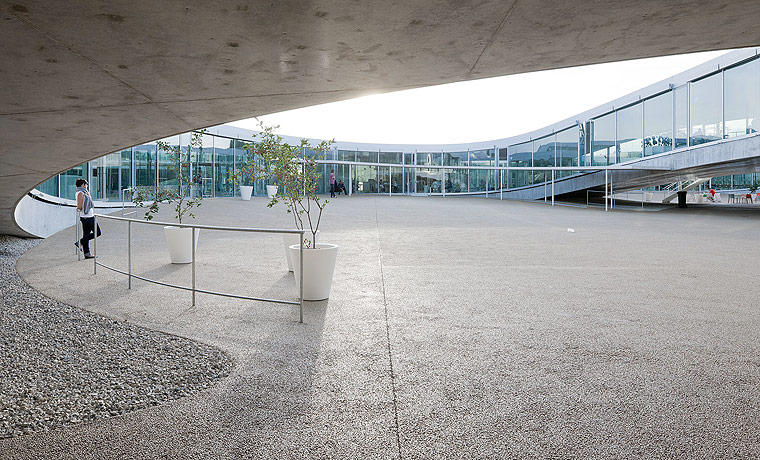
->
[3, 0, 760, 236]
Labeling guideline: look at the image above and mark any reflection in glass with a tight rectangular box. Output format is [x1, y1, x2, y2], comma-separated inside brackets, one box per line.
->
[357, 151, 378, 163]
[215, 139, 235, 197]
[378, 166, 390, 193]
[60, 165, 85, 200]
[724, 59, 760, 138]
[690, 73, 723, 145]
[592, 112, 615, 165]
[643, 92, 673, 156]
[556, 126, 579, 178]
[38, 175, 59, 197]
[532, 136, 554, 183]
[416, 168, 441, 193]
[379, 151, 402, 164]
[508, 141, 532, 188]
[416, 152, 442, 166]
[445, 168, 468, 193]
[158, 135, 180, 192]
[134, 143, 156, 194]
[617, 103, 643, 163]
[390, 167, 403, 193]
[356, 165, 378, 193]
[338, 150, 356, 162]
[443, 151, 468, 166]
[674, 85, 688, 149]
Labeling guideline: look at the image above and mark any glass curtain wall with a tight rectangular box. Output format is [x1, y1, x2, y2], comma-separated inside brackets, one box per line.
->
[643, 92, 673, 156]
[158, 135, 179, 193]
[591, 113, 616, 166]
[556, 126, 579, 178]
[508, 141, 532, 188]
[37, 174, 59, 196]
[444, 151, 468, 193]
[690, 73, 723, 146]
[390, 167, 403, 193]
[469, 149, 494, 192]
[34, 55, 760, 202]
[356, 165, 378, 193]
[617, 103, 643, 163]
[215, 139, 235, 197]
[724, 58, 760, 138]
[532, 136, 554, 184]
[674, 85, 688, 149]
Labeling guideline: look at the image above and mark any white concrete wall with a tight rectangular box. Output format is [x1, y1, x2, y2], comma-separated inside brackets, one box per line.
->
[14, 195, 78, 238]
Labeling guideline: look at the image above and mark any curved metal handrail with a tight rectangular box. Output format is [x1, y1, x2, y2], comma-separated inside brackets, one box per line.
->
[89, 213, 307, 323]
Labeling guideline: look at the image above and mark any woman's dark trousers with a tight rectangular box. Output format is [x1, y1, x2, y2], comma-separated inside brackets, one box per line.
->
[79, 217, 101, 254]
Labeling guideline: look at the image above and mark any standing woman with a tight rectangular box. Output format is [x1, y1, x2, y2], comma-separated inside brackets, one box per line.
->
[75, 178, 101, 260]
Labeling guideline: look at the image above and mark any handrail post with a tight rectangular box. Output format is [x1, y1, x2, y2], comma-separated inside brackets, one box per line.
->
[93, 214, 97, 274]
[128, 220, 132, 289]
[299, 231, 304, 324]
[192, 226, 196, 306]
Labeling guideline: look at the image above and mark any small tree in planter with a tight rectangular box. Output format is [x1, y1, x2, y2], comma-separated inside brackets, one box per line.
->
[254, 122, 338, 300]
[228, 146, 259, 200]
[132, 130, 205, 263]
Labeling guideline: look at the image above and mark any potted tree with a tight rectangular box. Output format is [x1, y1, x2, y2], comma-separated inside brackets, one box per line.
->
[133, 131, 204, 264]
[256, 122, 338, 300]
[229, 148, 258, 200]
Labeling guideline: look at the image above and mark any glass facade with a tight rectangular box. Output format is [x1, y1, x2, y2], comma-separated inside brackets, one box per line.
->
[690, 73, 723, 146]
[591, 112, 616, 166]
[617, 103, 643, 163]
[724, 58, 760, 138]
[556, 126, 579, 178]
[532, 136, 554, 184]
[643, 92, 673, 156]
[508, 141, 532, 189]
[35, 54, 760, 202]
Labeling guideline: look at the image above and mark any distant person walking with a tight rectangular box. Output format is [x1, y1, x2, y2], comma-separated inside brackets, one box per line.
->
[329, 169, 336, 198]
[75, 179, 101, 259]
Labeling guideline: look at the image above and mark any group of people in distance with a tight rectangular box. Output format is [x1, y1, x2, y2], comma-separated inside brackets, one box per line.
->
[329, 170, 348, 198]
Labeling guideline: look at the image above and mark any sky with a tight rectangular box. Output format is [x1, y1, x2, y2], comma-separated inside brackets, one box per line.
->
[230, 50, 732, 145]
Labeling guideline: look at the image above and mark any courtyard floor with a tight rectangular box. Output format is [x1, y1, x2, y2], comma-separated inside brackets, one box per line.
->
[3, 195, 760, 459]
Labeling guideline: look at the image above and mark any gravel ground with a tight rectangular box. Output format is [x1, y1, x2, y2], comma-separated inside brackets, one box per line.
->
[0, 235, 233, 439]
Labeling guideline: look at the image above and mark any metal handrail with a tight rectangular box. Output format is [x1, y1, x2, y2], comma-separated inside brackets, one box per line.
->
[91, 213, 307, 323]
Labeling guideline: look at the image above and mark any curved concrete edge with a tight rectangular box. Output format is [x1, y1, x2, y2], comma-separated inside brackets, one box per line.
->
[14, 191, 138, 238]
[14, 194, 75, 238]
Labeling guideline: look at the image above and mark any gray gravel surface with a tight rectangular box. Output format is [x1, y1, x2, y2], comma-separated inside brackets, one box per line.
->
[0, 235, 232, 439]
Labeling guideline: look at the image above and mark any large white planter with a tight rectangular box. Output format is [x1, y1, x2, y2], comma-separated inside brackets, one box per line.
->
[696, 193, 704, 203]
[645, 191, 653, 202]
[266, 185, 278, 198]
[288, 243, 338, 301]
[282, 231, 318, 272]
[163, 226, 200, 264]
[240, 185, 253, 201]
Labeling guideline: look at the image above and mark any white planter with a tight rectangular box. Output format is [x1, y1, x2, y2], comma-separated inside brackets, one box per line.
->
[266, 185, 278, 198]
[163, 226, 200, 264]
[283, 231, 318, 272]
[696, 193, 704, 203]
[240, 185, 253, 201]
[645, 192, 653, 202]
[288, 243, 338, 301]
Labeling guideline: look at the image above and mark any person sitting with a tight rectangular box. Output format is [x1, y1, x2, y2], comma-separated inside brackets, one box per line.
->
[336, 179, 348, 195]
[707, 188, 716, 202]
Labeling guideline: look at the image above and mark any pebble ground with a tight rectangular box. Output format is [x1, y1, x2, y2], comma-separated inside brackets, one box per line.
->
[0, 236, 232, 439]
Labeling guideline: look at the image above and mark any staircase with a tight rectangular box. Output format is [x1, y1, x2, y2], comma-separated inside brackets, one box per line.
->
[661, 178, 710, 203]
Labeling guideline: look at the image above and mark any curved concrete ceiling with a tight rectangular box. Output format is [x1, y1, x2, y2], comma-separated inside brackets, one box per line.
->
[2, 0, 760, 235]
